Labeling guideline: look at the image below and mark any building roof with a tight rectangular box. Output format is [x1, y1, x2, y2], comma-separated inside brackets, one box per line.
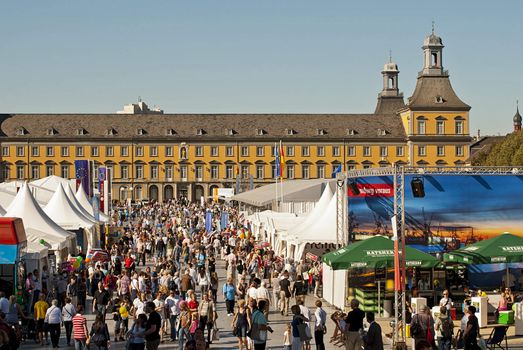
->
[0, 113, 407, 142]
[374, 96, 406, 114]
[406, 75, 471, 112]
[468, 135, 505, 162]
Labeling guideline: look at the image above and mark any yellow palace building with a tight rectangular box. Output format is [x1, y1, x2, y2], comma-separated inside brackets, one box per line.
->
[0, 31, 471, 202]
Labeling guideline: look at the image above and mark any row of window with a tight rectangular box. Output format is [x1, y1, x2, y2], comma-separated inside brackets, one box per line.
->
[417, 120, 464, 135]
[4, 144, 465, 159]
[6, 163, 361, 181]
[4, 144, 409, 158]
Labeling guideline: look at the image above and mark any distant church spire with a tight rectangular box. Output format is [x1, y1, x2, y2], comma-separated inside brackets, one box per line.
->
[514, 99, 522, 132]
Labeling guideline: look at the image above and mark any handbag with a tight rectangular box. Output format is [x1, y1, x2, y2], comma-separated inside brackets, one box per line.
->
[426, 318, 434, 344]
[297, 323, 311, 341]
[211, 325, 220, 341]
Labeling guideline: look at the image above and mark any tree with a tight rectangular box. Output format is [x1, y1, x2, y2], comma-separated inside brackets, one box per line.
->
[474, 132, 523, 166]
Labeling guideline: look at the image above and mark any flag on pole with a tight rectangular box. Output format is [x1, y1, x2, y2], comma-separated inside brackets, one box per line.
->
[275, 144, 281, 178]
[279, 141, 285, 177]
[331, 164, 342, 178]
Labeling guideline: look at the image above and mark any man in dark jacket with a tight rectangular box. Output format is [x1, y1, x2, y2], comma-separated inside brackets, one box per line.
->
[363, 312, 383, 350]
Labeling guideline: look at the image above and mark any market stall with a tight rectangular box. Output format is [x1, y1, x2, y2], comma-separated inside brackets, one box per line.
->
[323, 235, 440, 312]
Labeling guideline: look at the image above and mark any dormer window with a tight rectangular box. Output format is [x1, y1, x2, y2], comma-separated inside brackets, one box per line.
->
[225, 129, 236, 136]
[377, 129, 388, 136]
[15, 127, 26, 136]
[435, 96, 445, 103]
[76, 128, 87, 135]
[196, 128, 205, 135]
[106, 128, 116, 136]
[317, 129, 326, 135]
[346, 129, 356, 136]
[285, 128, 296, 135]
[136, 128, 146, 135]
[165, 128, 175, 136]
[46, 128, 57, 136]
[255, 128, 266, 136]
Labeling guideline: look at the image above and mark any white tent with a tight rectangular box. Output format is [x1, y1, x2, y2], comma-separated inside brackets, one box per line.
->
[45, 184, 96, 229]
[4, 183, 75, 260]
[64, 184, 98, 222]
[285, 190, 339, 261]
[283, 185, 333, 239]
[44, 184, 97, 251]
[75, 185, 110, 223]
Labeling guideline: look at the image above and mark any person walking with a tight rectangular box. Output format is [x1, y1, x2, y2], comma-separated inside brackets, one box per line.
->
[89, 313, 111, 350]
[232, 300, 251, 350]
[128, 314, 147, 350]
[223, 277, 237, 316]
[291, 305, 308, 350]
[198, 291, 216, 345]
[72, 305, 89, 350]
[144, 301, 162, 350]
[314, 300, 327, 350]
[463, 306, 479, 350]
[344, 299, 365, 350]
[363, 312, 383, 350]
[435, 306, 454, 350]
[165, 290, 180, 341]
[92, 282, 111, 322]
[279, 272, 292, 316]
[410, 305, 435, 349]
[177, 301, 191, 350]
[256, 281, 271, 320]
[34, 294, 49, 346]
[62, 297, 77, 346]
[251, 300, 270, 350]
[44, 299, 62, 349]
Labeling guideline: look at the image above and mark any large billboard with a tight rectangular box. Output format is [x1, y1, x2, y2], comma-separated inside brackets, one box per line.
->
[348, 174, 523, 288]
[349, 174, 523, 244]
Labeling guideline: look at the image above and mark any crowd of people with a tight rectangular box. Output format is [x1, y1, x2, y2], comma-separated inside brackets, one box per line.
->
[0, 199, 390, 350]
[2, 195, 506, 350]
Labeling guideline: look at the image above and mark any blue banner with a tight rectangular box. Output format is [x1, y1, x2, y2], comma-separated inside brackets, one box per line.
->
[205, 211, 213, 233]
[74, 160, 91, 197]
[220, 212, 229, 230]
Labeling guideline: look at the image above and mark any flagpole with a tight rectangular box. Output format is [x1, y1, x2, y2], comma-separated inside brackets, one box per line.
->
[274, 142, 279, 211]
[280, 140, 284, 204]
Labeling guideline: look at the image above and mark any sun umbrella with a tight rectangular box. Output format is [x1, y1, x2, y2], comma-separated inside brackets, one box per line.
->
[443, 232, 523, 264]
[322, 235, 440, 270]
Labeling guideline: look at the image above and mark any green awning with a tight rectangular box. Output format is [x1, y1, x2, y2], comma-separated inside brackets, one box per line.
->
[322, 235, 440, 270]
[443, 232, 523, 264]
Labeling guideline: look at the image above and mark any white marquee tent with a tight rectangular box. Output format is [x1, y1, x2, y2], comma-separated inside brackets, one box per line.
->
[281, 188, 339, 261]
[4, 183, 76, 261]
[44, 184, 97, 251]
[75, 185, 110, 223]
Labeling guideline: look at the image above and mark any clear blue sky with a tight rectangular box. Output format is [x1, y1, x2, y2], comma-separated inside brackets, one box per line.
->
[0, 0, 521, 135]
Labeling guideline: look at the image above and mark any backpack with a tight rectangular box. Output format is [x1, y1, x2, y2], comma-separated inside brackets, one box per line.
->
[440, 315, 453, 338]
[410, 315, 422, 338]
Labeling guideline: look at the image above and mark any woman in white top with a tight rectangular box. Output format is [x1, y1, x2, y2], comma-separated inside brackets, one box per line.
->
[62, 297, 77, 346]
[197, 267, 210, 297]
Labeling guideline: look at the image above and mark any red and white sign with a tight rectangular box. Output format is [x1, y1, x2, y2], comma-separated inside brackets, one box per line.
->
[348, 184, 394, 197]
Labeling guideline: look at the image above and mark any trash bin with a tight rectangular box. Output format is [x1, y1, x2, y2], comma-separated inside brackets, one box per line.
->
[383, 299, 393, 318]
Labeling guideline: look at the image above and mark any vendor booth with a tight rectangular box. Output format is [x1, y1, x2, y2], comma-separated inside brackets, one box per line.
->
[323, 235, 440, 313]
[4, 183, 76, 263]
[0, 217, 27, 297]
[444, 232, 523, 326]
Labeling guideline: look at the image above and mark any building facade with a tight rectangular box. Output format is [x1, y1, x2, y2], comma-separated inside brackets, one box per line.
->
[0, 32, 472, 202]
